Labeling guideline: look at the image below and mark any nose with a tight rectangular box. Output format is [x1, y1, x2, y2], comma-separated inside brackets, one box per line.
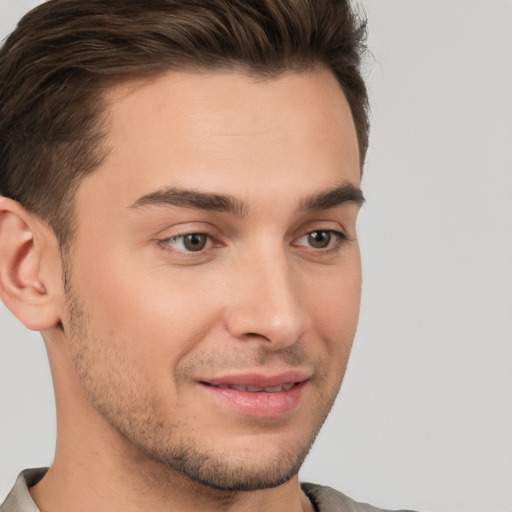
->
[224, 247, 309, 350]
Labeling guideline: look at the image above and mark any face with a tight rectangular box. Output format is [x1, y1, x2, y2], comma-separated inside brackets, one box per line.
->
[61, 68, 362, 491]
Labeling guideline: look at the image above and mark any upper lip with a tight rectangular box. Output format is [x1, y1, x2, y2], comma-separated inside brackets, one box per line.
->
[200, 370, 312, 388]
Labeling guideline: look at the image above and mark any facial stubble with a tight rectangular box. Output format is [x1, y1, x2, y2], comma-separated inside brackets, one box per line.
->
[63, 282, 347, 492]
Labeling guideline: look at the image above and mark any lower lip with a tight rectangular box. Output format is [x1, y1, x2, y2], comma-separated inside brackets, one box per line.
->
[200, 381, 308, 418]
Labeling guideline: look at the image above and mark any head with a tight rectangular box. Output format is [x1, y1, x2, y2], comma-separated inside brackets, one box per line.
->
[0, 0, 369, 495]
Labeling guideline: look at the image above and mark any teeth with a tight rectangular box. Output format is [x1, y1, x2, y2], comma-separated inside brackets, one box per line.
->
[216, 383, 295, 392]
[246, 385, 264, 392]
[231, 385, 264, 392]
[264, 385, 284, 392]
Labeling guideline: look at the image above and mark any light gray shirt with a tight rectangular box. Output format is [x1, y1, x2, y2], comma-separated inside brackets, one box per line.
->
[1, 468, 413, 512]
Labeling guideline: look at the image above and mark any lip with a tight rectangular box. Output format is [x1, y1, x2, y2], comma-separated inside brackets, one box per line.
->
[198, 370, 311, 418]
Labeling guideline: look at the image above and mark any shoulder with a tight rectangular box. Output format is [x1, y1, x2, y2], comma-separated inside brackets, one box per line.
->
[301, 483, 417, 512]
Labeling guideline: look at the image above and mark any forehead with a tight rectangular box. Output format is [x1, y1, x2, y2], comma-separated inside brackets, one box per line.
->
[106, 67, 356, 130]
[78, 68, 360, 211]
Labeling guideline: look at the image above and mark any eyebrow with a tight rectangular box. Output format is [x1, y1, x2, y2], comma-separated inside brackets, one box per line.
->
[299, 183, 365, 212]
[130, 182, 364, 216]
[130, 187, 247, 217]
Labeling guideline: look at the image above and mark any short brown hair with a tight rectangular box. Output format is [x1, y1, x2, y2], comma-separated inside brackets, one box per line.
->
[0, 0, 369, 247]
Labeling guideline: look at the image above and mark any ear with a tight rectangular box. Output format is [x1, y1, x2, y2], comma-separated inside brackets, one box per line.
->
[0, 197, 62, 331]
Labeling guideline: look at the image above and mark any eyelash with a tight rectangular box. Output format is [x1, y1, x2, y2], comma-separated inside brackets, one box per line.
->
[159, 229, 349, 257]
[159, 233, 214, 256]
[293, 229, 349, 254]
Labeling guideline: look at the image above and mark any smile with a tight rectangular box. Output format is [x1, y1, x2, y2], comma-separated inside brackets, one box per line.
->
[198, 371, 311, 417]
[212, 382, 295, 393]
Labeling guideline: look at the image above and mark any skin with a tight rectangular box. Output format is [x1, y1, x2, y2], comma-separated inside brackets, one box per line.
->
[0, 68, 362, 512]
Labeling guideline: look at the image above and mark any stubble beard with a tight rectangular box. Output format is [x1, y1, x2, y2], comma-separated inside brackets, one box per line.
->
[63, 284, 345, 492]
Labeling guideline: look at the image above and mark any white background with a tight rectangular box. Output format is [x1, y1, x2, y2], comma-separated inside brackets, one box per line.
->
[1, 1, 511, 511]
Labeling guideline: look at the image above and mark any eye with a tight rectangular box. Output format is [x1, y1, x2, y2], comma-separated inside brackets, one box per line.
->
[164, 233, 210, 252]
[295, 230, 346, 250]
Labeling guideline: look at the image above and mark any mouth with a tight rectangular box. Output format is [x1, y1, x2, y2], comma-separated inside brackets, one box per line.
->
[198, 371, 311, 418]
[206, 382, 296, 393]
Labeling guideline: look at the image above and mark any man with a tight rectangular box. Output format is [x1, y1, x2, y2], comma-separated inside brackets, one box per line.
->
[0, 1, 410, 511]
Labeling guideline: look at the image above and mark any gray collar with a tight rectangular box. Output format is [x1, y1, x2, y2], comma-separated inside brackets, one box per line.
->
[0, 468, 46, 512]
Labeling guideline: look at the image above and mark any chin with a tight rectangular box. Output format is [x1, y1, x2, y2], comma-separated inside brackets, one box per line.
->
[138, 433, 315, 492]
[166, 448, 307, 491]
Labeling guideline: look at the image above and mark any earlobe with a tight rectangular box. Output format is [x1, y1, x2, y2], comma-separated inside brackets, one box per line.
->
[0, 197, 62, 331]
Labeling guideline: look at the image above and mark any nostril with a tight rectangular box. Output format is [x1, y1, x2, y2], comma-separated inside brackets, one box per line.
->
[244, 332, 272, 342]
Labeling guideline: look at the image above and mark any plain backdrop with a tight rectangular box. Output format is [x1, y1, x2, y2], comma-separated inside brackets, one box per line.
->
[1, 1, 511, 511]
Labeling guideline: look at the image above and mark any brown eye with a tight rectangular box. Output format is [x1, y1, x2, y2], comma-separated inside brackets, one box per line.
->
[183, 233, 208, 251]
[307, 230, 332, 249]
[164, 233, 210, 252]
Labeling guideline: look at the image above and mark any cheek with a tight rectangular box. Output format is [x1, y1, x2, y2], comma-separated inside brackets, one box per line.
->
[300, 260, 361, 391]
[304, 258, 362, 339]
[72, 248, 225, 369]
